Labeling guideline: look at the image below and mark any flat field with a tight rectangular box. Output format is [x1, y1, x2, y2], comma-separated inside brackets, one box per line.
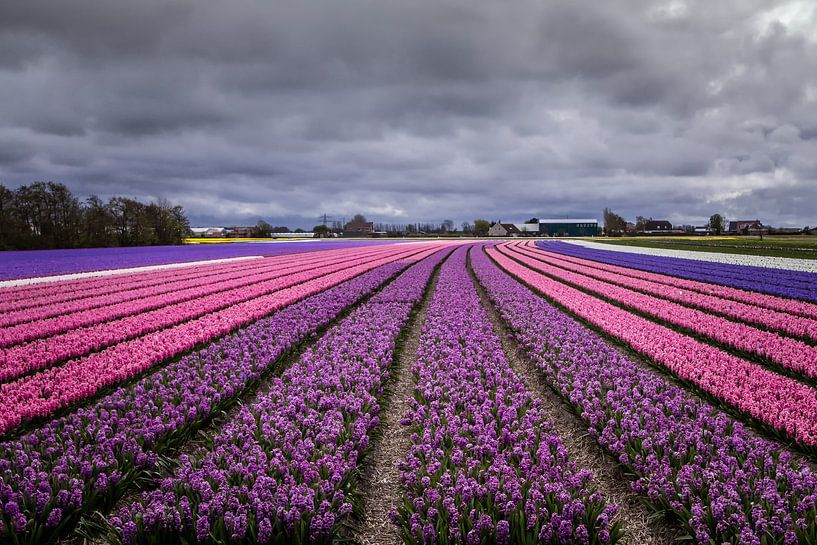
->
[1, 239, 816, 545]
[593, 234, 817, 259]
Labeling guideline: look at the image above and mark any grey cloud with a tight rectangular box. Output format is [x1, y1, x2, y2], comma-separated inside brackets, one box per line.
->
[0, 0, 816, 228]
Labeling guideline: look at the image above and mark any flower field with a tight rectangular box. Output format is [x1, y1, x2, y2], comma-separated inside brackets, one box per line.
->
[1, 240, 816, 544]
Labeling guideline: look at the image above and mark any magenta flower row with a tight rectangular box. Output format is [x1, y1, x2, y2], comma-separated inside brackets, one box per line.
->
[523, 242, 817, 320]
[0, 245, 439, 434]
[487, 245, 817, 447]
[0, 255, 417, 544]
[107, 248, 450, 544]
[515, 243, 817, 341]
[0, 248, 336, 327]
[394, 246, 621, 545]
[0, 247, 396, 347]
[471, 244, 817, 544]
[0, 245, 418, 380]
[498, 244, 817, 381]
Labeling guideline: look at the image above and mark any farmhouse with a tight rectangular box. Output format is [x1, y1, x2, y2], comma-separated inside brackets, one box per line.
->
[643, 220, 672, 234]
[488, 223, 524, 237]
[342, 218, 375, 237]
[728, 219, 768, 235]
[189, 227, 226, 238]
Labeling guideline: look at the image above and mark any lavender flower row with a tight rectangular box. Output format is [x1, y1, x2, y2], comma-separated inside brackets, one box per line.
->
[393, 246, 621, 544]
[0, 255, 422, 545]
[537, 241, 817, 303]
[0, 241, 393, 281]
[107, 248, 451, 544]
[472, 245, 817, 544]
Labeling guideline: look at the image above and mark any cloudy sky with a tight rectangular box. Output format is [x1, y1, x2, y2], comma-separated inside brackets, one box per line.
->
[1, 1, 816, 228]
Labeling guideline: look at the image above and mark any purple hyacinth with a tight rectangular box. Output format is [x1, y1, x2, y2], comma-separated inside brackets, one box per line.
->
[108, 248, 452, 544]
[472, 243, 817, 544]
[394, 246, 622, 544]
[0, 256, 424, 545]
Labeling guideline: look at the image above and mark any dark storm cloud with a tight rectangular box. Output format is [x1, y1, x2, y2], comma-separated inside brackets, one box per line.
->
[1, 0, 816, 227]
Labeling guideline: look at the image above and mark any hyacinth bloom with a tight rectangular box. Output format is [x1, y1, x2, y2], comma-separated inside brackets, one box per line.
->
[498, 244, 817, 379]
[108, 248, 451, 544]
[394, 246, 622, 544]
[0, 256, 271, 318]
[0, 244, 420, 377]
[471, 245, 817, 544]
[537, 241, 817, 303]
[0, 248, 445, 545]
[0, 240, 392, 281]
[559, 239, 817, 274]
[486, 245, 817, 448]
[0, 245, 390, 329]
[522, 242, 817, 321]
[0, 244, 440, 435]
[512, 243, 817, 342]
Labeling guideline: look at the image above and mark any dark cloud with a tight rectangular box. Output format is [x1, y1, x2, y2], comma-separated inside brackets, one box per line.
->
[0, 0, 815, 228]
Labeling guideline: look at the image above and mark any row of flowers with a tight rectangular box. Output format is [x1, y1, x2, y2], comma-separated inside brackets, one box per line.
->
[519, 244, 817, 341]
[472, 244, 817, 544]
[0, 250, 309, 326]
[0, 249, 438, 545]
[0, 245, 419, 382]
[0, 239, 387, 282]
[0, 242, 385, 308]
[0, 249, 388, 346]
[524, 242, 817, 321]
[486, 245, 817, 447]
[0, 246, 438, 435]
[0, 252, 272, 314]
[539, 241, 817, 303]
[563, 239, 817, 275]
[105, 247, 450, 544]
[500, 244, 817, 381]
[394, 246, 621, 544]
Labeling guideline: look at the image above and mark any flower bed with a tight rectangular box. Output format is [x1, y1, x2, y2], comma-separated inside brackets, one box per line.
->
[0, 249, 443, 545]
[521, 242, 817, 320]
[514, 244, 817, 341]
[0, 245, 439, 434]
[538, 241, 817, 303]
[106, 247, 450, 544]
[472, 244, 817, 544]
[485, 245, 817, 448]
[0, 247, 397, 347]
[0, 247, 360, 325]
[0, 240, 390, 281]
[393, 246, 621, 544]
[498, 244, 817, 380]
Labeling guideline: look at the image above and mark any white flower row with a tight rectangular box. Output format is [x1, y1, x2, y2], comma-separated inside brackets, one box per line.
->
[564, 240, 817, 273]
[0, 256, 264, 289]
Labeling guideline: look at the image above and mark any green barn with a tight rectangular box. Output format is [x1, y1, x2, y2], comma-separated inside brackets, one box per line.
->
[536, 219, 599, 237]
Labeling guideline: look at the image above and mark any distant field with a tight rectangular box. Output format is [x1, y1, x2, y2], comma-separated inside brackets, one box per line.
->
[594, 235, 817, 260]
[183, 237, 314, 244]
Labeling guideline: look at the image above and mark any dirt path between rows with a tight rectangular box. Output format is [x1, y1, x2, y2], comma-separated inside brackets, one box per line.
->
[350, 270, 441, 545]
[467, 250, 679, 545]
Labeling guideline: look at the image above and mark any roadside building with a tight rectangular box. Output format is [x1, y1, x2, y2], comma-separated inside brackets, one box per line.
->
[488, 223, 524, 237]
[643, 220, 672, 234]
[342, 218, 375, 237]
[512, 222, 541, 234]
[189, 227, 226, 238]
[536, 219, 599, 237]
[728, 220, 768, 235]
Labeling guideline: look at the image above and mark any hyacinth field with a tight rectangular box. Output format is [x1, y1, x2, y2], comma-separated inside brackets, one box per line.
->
[1, 240, 817, 545]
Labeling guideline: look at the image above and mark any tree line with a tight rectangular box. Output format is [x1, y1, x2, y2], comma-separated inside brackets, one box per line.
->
[0, 182, 190, 250]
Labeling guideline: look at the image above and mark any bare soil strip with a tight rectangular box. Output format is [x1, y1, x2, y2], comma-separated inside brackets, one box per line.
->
[467, 250, 679, 545]
[350, 271, 441, 545]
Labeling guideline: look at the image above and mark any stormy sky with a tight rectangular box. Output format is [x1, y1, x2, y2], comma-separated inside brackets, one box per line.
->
[1, 1, 816, 228]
